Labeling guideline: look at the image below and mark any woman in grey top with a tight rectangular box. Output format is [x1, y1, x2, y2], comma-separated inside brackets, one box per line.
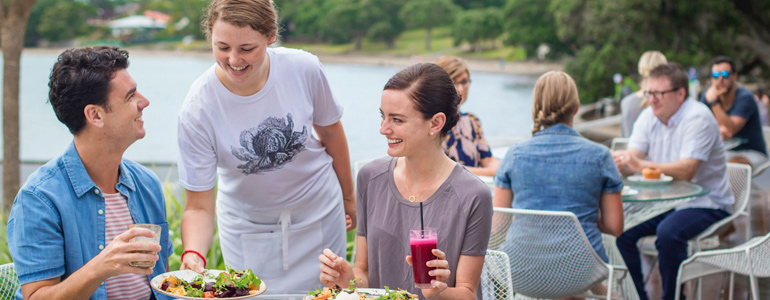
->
[318, 63, 493, 300]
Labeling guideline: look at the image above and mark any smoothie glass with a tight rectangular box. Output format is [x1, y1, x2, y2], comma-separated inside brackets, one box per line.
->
[128, 223, 161, 268]
[410, 228, 437, 288]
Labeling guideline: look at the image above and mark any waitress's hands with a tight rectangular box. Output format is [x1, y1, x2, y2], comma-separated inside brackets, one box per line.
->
[406, 249, 450, 299]
[344, 196, 356, 231]
[180, 251, 206, 274]
[319, 248, 355, 288]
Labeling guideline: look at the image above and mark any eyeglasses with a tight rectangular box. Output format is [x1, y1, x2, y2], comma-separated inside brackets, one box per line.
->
[712, 71, 731, 79]
[453, 79, 471, 87]
[644, 88, 679, 99]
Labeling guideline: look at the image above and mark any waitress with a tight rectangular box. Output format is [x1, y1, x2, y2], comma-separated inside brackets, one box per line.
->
[176, 0, 354, 293]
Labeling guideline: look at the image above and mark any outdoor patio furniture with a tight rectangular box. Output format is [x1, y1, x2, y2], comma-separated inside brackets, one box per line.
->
[481, 249, 514, 300]
[489, 207, 627, 300]
[638, 163, 752, 299]
[0, 263, 19, 300]
[674, 231, 770, 300]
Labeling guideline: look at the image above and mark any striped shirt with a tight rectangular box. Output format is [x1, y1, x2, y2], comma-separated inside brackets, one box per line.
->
[104, 193, 152, 300]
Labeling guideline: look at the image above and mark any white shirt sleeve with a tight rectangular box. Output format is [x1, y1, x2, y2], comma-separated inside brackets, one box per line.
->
[679, 113, 719, 162]
[177, 112, 218, 191]
[628, 108, 651, 154]
[308, 60, 343, 127]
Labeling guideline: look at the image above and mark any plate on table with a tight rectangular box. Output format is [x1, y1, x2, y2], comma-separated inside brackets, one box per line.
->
[622, 186, 638, 196]
[151, 269, 266, 299]
[627, 174, 673, 185]
[356, 288, 418, 299]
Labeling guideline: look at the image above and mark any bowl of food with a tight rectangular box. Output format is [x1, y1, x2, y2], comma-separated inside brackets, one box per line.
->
[151, 268, 265, 299]
[306, 286, 418, 300]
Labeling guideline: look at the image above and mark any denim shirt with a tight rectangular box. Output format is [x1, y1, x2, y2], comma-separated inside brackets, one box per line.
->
[7, 142, 173, 300]
[494, 124, 623, 261]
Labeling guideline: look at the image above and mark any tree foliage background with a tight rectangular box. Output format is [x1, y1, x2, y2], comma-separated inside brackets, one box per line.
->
[14, 0, 770, 105]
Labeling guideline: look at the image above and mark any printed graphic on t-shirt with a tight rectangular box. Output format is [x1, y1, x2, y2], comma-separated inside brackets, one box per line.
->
[231, 113, 307, 174]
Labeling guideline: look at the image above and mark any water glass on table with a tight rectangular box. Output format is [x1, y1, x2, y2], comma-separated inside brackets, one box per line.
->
[410, 228, 437, 288]
[128, 223, 161, 268]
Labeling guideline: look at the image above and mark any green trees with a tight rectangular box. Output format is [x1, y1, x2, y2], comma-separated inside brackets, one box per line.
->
[399, 0, 458, 50]
[36, 1, 96, 42]
[451, 8, 502, 52]
[502, 0, 565, 58]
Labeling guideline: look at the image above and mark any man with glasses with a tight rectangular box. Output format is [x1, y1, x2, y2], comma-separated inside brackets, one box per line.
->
[700, 55, 767, 167]
[612, 63, 733, 300]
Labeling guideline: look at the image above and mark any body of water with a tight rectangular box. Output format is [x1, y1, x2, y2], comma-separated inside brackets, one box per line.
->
[1, 50, 536, 166]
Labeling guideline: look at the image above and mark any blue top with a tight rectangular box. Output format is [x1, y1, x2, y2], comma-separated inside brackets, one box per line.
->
[494, 124, 623, 261]
[7, 142, 173, 300]
[443, 112, 493, 167]
[700, 86, 767, 155]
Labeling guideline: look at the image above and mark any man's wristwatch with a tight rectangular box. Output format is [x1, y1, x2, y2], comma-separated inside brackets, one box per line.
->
[708, 99, 722, 108]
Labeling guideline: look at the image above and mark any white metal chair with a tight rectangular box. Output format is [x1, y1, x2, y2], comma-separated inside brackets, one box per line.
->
[639, 163, 752, 297]
[674, 231, 770, 300]
[481, 249, 514, 300]
[750, 126, 770, 177]
[611, 137, 629, 151]
[489, 207, 627, 300]
[0, 263, 19, 300]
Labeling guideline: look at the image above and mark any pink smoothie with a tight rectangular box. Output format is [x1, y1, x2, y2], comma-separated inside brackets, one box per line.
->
[410, 237, 437, 287]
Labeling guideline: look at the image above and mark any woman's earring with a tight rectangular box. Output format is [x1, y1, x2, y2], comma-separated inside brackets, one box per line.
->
[429, 132, 434, 136]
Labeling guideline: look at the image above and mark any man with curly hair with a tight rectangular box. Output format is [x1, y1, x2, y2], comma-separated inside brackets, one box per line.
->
[6, 46, 173, 300]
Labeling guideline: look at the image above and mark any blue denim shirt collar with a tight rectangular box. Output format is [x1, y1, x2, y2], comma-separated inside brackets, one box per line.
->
[62, 141, 136, 198]
[533, 123, 581, 138]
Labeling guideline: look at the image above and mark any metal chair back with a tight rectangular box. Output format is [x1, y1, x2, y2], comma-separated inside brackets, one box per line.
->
[481, 250, 514, 300]
[490, 207, 622, 299]
[0, 263, 19, 300]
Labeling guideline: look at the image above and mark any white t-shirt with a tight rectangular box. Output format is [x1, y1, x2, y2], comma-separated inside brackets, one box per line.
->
[629, 99, 734, 211]
[177, 47, 346, 292]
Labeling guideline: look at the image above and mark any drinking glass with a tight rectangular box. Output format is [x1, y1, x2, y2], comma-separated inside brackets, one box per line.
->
[128, 223, 161, 268]
[409, 228, 437, 288]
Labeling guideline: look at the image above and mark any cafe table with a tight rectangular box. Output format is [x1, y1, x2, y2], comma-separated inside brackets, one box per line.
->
[603, 179, 710, 300]
[723, 137, 747, 151]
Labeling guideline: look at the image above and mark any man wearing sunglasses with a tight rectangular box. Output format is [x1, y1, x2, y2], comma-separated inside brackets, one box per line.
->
[700, 55, 767, 168]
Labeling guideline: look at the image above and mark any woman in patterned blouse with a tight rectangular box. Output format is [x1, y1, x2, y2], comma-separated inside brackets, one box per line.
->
[435, 56, 500, 176]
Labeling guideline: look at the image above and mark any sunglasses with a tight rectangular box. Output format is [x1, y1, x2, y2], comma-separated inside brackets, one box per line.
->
[712, 71, 731, 79]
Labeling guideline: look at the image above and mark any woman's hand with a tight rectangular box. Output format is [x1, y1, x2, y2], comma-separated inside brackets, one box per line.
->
[406, 249, 450, 299]
[180, 251, 206, 273]
[319, 248, 355, 288]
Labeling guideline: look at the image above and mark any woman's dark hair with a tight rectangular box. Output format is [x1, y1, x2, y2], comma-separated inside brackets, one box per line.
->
[383, 63, 460, 136]
[48, 46, 129, 134]
[712, 55, 735, 73]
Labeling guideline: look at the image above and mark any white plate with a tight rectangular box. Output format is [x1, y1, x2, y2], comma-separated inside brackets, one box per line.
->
[622, 187, 638, 196]
[304, 288, 417, 300]
[627, 174, 673, 185]
[151, 269, 266, 299]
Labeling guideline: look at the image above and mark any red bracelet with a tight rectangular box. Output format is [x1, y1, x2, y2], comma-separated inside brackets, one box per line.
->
[181, 250, 207, 268]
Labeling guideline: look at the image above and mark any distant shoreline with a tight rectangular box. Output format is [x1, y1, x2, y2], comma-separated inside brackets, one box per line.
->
[24, 46, 563, 76]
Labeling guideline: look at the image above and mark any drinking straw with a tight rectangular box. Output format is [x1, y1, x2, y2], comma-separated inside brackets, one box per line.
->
[420, 202, 425, 233]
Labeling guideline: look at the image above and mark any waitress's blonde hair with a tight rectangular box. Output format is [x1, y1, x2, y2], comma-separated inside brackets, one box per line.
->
[637, 51, 668, 107]
[531, 71, 579, 134]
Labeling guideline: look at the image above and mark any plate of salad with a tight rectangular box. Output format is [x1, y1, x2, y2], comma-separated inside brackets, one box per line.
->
[151, 268, 266, 299]
[305, 284, 417, 300]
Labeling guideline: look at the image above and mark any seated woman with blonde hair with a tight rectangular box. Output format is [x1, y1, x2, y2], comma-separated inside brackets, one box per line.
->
[435, 56, 500, 176]
[493, 71, 624, 299]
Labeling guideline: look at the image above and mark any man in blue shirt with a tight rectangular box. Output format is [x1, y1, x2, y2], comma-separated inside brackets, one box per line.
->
[612, 63, 733, 300]
[7, 47, 173, 300]
[700, 55, 767, 168]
